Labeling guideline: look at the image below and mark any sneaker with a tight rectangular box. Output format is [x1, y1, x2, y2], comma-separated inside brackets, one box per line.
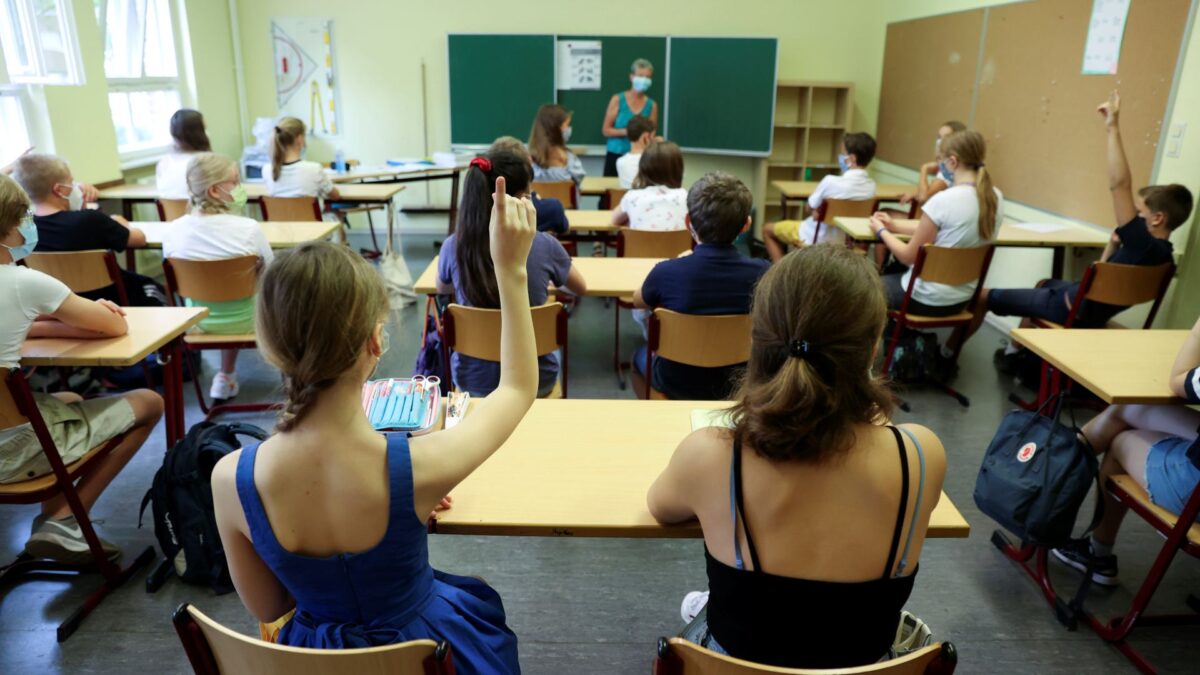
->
[1051, 537, 1119, 587]
[680, 590, 710, 623]
[25, 515, 122, 564]
[210, 372, 239, 401]
[993, 348, 1023, 376]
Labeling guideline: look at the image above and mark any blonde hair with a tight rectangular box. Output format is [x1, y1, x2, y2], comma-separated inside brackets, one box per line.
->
[528, 104, 570, 168]
[271, 117, 306, 181]
[0, 174, 31, 239]
[490, 136, 532, 164]
[186, 153, 238, 214]
[12, 153, 70, 202]
[940, 130, 997, 240]
[256, 241, 390, 432]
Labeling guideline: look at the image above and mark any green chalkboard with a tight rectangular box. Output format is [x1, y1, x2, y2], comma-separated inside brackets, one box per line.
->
[449, 34, 554, 146]
[666, 37, 778, 155]
[556, 36, 667, 148]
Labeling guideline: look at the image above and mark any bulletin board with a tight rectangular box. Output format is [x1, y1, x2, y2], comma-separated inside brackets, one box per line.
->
[272, 17, 341, 136]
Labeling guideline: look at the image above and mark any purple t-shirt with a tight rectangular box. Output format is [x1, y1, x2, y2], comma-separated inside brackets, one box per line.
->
[438, 232, 571, 395]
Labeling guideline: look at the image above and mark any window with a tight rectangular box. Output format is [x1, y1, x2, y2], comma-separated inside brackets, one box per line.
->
[96, 0, 183, 158]
[0, 92, 32, 165]
[0, 0, 85, 85]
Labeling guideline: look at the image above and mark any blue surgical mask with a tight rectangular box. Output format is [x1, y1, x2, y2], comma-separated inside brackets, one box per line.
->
[4, 215, 38, 262]
[632, 76, 652, 93]
[562, 126, 573, 143]
[837, 153, 851, 173]
[938, 161, 954, 184]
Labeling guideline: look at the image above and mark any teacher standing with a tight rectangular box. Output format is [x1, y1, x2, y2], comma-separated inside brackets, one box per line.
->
[601, 58, 659, 177]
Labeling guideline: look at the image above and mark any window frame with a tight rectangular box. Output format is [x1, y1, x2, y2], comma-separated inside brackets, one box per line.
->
[0, 0, 86, 85]
[0, 87, 34, 167]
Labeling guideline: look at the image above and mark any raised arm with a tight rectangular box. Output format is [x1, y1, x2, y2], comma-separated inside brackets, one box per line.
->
[1098, 91, 1137, 226]
[1169, 316, 1200, 399]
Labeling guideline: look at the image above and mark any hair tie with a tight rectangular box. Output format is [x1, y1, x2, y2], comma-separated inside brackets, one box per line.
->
[788, 339, 810, 359]
[274, 126, 282, 134]
[470, 157, 492, 173]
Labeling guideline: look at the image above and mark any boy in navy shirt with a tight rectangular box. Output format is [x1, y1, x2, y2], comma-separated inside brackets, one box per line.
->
[632, 172, 769, 399]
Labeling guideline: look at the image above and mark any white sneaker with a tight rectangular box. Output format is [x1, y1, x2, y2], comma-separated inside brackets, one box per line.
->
[210, 372, 239, 401]
[680, 590, 709, 623]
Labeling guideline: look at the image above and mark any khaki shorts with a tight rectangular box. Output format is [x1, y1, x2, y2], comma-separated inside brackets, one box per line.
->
[0, 394, 135, 484]
[772, 219, 806, 246]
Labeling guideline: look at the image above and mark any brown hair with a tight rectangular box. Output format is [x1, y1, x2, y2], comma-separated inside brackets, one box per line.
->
[271, 117, 306, 181]
[1139, 184, 1194, 231]
[939, 130, 997, 240]
[632, 141, 683, 189]
[686, 172, 751, 245]
[0, 174, 31, 239]
[843, 132, 876, 168]
[528, 104, 570, 167]
[170, 109, 211, 152]
[256, 240, 389, 433]
[186, 153, 238, 214]
[625, 115, 656, 145]
[941, 120, 967, 134]
[455, 149, 533, 308]
[731, 245, 893, 462]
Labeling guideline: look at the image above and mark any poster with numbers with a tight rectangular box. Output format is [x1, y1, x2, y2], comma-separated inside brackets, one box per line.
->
[1081, 0, 1131, 75]
[272, 17, 341, 136]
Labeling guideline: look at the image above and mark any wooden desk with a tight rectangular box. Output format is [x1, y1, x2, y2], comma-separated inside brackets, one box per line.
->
[135, 221, 340, 249]
[565, 209, 618, 232]
[20, 307, 209, 445]
[1010, 328, 1187, 405]
[430, 399, 970, 539]
[773, 180, 914, 204]
[580, 176, 622, 196]
[415, 255, 662, 297]
[335, 164, 466, 235]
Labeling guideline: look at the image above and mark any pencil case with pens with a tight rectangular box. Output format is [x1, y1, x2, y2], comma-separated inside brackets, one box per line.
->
[361, 377, 441, 432]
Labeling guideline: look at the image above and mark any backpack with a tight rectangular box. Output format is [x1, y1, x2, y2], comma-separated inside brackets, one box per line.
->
[139, 421, 268, 593]
[885, 325, 942, 384]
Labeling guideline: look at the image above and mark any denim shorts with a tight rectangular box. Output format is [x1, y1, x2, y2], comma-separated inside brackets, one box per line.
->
[1145, 436, 1200, 518]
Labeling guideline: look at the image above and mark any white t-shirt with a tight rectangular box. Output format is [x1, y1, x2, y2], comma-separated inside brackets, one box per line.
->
[265, 160, 336, 199]
[155, 152, 198, 201]
[616, 152, 641, 189]
[1, 264, 70, 370]
[801, 168, 876, 244]
[618, 185, 688, 231]
[162, 213, 275, 264]
[902, 184, 1004, 307]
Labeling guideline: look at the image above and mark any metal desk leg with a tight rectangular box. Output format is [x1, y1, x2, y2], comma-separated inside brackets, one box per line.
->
[1052, 246, 1066, 279]
[448, 172, 461, 235]
[162, 339, 184, 446]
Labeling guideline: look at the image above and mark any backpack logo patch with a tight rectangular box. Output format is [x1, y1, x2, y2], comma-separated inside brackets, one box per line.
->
[1017, 442, 1037, 463]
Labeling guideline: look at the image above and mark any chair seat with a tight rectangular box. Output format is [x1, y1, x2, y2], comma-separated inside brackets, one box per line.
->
[543, 380, 564, 400]
[618, 296, 634, 306]
[648, 386, 668, 401]
[0, 442, 111, 497]
[1031, 317, 1066, 330]
[1109, 474, 1200, 547]
[185, 331, 257, 346]
[897, 311, 974, 325]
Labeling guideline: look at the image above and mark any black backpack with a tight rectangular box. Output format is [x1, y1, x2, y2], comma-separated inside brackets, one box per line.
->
[885, 325, 942, 384]
[139, 421, 268, 593]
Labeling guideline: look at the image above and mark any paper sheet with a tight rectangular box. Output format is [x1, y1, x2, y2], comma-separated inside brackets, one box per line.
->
[1010, 222, 1072, 234]
[1082, 0, 1131, 75]
[690, 408, 735, 432]
[556, 40, 602, 90]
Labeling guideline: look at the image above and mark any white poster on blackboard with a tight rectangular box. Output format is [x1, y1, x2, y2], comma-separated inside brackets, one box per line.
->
[556, 40, 602, 90]
[272, 18, 341, 135]
[1082, 0, 1131, 75]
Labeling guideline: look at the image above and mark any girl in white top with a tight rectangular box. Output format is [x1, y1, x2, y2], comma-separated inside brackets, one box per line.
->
[155, 109, 212, 200]
[265, 117, 341, 201]
[162, 153, 273, 402]
[612, 141, 688, 231]
[870, 130, 1002, 315]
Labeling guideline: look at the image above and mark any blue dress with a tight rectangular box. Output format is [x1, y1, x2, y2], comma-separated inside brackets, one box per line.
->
[235, 434, 521, 674]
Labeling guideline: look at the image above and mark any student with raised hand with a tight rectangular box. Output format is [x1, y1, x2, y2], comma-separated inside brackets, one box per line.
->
[899, 120, 967, 208]
[647, 245, 946, 669]
[529, 103, 585, 187]
[156, 109, 212, 200]
[612, 141, 687, 231]
[210, 178, 538, 674]
[437, 150, 586, 397]
[489, 136, 568, 235]
[265, 117, 341, 201]
[162, 153, 273, 402]
[0, 174, 163, 563]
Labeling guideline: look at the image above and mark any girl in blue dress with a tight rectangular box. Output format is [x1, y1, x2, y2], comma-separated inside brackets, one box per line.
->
[210, 179, 541, 674]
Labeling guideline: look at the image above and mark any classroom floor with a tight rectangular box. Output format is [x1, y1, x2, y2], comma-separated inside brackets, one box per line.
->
[2, 215, 1199, 674]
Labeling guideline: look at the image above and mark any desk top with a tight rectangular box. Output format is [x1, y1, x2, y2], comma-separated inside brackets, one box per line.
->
[565, 209, 618, 232]
[431, 399, 970, 539]
[415, 255, 662, 297]
[329, 164, 466, 183]
[135, 221, 340, 249]
[835, 218, 1111, 249]
[20, 307, 208, 367]
[97, 182, 403, 203]
[1010, 328, 1187, 404]
[772, 181, 914, 202]
[580, 176, 622, 196]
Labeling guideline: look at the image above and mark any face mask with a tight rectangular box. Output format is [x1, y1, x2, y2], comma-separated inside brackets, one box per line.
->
[3, 215, 38, 262]
[938, 161, 954, 184]
[837, 153, 851, 173]
[632, 76, 652, 93]
[57, 183, 84, 211]
[562, 126, 573, 143]
[220, 184, 249, 210]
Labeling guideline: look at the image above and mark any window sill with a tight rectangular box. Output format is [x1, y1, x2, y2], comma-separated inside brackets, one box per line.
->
[119, 147, 172, 171]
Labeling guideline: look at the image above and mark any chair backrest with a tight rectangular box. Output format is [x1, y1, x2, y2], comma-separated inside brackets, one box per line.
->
[444, 303, 565, 360]
[24, 250, 125, 301]
[260, 197, 322, 222]
[821, 198, 876, 222]
[650, 310, 752, 368]
[653, 638, 957, 675]
[1, 369, 30, 432]
[606, 187, 629, 208]
[173, 603, 453, 675]
[618, 228, 694, 259]
[532, 180, 578, 209]
[912, 245, 994, 288]
[1082, 261, 1175, 316]
[157, 199, 190, 221]
[164, 256, 260, 304]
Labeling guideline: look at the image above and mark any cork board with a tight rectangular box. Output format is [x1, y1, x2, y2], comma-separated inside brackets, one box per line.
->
[876, 9, 984, 170]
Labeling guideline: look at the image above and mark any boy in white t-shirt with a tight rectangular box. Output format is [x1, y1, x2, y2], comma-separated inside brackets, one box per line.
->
[0, 174, 163, 564]
[612, 141, 688, 232]
[763, 132, 878, 262]
[265, 117, 341, 201]
[616, 116, 657, 189]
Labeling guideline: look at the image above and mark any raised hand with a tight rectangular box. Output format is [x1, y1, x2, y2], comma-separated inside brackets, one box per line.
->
[1096, 90, 1120, 128]
[488, 175, 537, 275]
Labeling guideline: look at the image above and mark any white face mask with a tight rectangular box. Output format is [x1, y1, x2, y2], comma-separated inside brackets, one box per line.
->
[58, 183, 84, 211]
[562, 126, 573, 143]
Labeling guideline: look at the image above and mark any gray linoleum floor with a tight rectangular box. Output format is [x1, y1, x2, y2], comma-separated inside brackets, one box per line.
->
[3, 215, 1199, 674]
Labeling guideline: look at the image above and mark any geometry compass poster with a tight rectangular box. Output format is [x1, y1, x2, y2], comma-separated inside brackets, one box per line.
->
[271, 17, 341, 136]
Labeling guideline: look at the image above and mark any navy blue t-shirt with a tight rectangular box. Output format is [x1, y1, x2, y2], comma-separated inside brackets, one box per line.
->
[532, 193, 568, 235]
[1063, 216, 1174, 325]
[640, 244, 770, 400]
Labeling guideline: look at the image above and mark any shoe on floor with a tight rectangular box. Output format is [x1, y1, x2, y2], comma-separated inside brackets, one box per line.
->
[1051, 537, 1119, 587]
[680, 590, 710, 623]
[993, 348, 1024, 376]
[25, 515, 122, 564]
[210, 372, 239, 401]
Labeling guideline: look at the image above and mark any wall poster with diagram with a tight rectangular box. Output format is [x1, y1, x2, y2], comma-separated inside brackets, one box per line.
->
[272, 17, 341, 136]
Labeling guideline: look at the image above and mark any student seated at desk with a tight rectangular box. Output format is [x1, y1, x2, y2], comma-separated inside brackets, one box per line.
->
[612, 141, 687, 232]
[490, 136, 568, 235]
[438, 151, 586, 397]
[211, 191, 538, 672]
[898, 120, 967, 209]
[763, 132, 877, 261]
[156, 109, 211, 200]
[631, 172, 767, 400]
[1051, 315, 1200, 586]
[13, 153, 162, 306]
[529, 103, 585, 188]
[162, 153, 273, 402]
[616, 115, 657, 189]
[0, 175, 163, 563]
[265, 117, 341, 201]
[647, 245, 946, 669]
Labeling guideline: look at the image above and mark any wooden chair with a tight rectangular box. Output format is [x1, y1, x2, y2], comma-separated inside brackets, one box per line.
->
[882, 244, 995, 407]
[156, 199, 189, 221]
[260, 196, 322, 222]
[0, 369, 155, 642]
[532, 180, 578, 209]
[24, 250, 129, 306]
[163, 256, 278, 421]
[811, 198, 876, 245]
[652, 637, 957, 674]
[172, 603, 455, 675]
[631, 310, 752, 400]
[602, 187, 628, 210]
[613, 228, 696, 389]
[441, 302, 568, 398]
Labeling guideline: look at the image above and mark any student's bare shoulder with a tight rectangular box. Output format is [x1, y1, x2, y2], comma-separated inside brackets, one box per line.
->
[896, 423, 947, 471]
[674, 426, 734, 467]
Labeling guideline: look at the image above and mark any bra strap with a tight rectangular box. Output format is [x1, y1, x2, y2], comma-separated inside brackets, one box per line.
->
[728, 443, 744, 571]
[895, 427, 928, 577]
[883, 426, 910, 579]
[732, 438, 762, 572]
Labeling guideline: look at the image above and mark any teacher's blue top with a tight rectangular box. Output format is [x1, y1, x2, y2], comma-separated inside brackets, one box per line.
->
[606, 92, 655, 155]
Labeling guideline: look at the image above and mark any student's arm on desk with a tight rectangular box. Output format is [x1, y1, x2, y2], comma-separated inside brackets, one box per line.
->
[873, 213, 937, 266]
[648, 427, 720, 524]
[563, 263, 587, 296]
[29, 295, 127, 339]
[1169, 316, 1200, 398]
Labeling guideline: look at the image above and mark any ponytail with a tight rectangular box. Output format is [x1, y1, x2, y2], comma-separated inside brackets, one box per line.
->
[975, 165, 997, 240]
[940, 130, 996, 240]
[271, 117, 306, 181]
[454, 150, 533, 308]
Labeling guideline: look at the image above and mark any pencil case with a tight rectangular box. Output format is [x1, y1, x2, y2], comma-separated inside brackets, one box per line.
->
[361, 377, 441, 432]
